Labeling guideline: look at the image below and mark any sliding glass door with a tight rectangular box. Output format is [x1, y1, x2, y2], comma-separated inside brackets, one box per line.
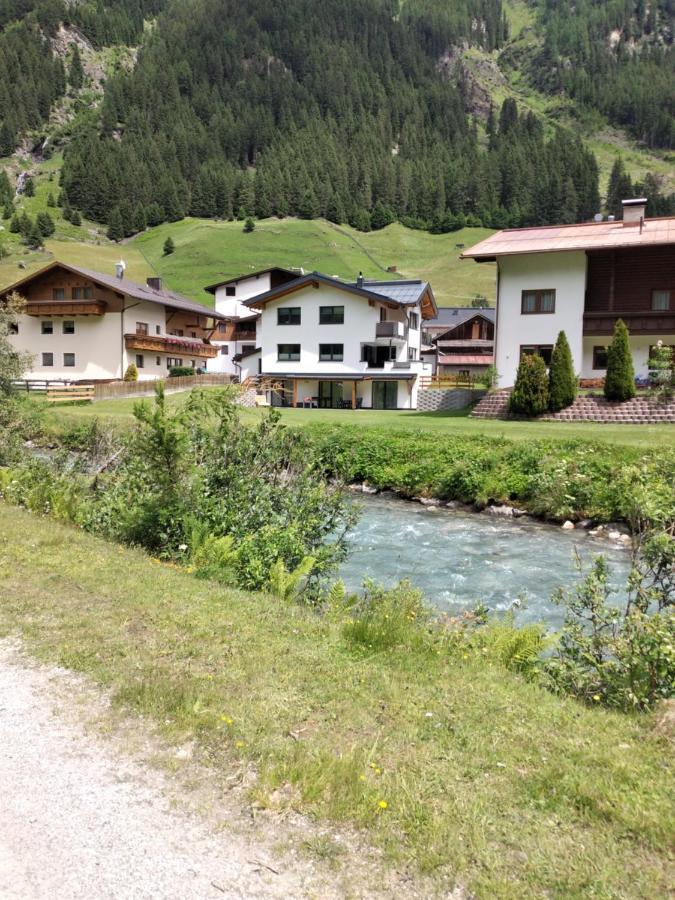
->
[372, 380, 398, 409]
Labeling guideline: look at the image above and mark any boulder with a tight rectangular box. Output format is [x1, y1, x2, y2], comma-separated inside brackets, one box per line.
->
[561, 520, 575, 530]
[486, 505, 514, 517]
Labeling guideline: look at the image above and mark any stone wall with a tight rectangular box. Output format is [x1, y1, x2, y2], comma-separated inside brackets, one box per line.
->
[416, 388, 485, 412]
[471, 389, 675, 424]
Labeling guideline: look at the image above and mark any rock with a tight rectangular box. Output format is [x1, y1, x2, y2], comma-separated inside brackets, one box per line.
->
[589, 529, 601, 537]
[561, 520, 575, 530]
[361, 483, 378, 494]
[445, 500, 463, 509]
[419, 497, 441, 507]
[605, 521, 631, 535]
[578, 519, 594, 529]
[608, 531, 622, 541]
[511, 507, 528, 518]
[486, 505, 514, 517]
[618, 534, 632, 544]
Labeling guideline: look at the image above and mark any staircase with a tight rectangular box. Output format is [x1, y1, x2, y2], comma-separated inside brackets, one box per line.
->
[471, 389, 511, 418]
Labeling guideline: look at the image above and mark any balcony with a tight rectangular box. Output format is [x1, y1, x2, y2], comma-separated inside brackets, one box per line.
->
[26, 300, 107, 317]
[124, 333, 219, 358]
[375, 321, 407, 341]
[583, 311, 675, 336]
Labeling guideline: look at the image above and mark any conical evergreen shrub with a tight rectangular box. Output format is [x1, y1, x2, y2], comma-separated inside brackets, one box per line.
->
[509, 353, 549, 416]
[548, 330, 577, 411]
[604, 319, 635, 402]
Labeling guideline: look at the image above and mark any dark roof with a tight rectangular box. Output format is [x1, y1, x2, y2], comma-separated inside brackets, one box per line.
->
[244, 272, 437, 317]
[424, 307, 495, 330]
[260, 371, 416, 380]
[2, 261, 226, 320]
[203, 267, 298, 294]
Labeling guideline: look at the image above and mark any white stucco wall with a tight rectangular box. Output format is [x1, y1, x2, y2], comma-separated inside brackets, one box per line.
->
[496, 251, 587, 387]
[11, 313, 124, 381]
[214, 273, 274, 317]
[582, 334, 675, 380]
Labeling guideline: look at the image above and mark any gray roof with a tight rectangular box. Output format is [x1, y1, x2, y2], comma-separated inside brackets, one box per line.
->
[352, 279, 430, 306]
[204, 267, 298, 294]
[424, 307, 495, 330]
[3, 262, 225, 320]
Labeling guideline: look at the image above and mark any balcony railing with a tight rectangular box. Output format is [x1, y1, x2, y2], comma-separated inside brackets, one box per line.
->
[375, 321, 407, 340]
[124, 333, 218, 358]
[25, 300, 107, 317]
[583, 311, 675, 336]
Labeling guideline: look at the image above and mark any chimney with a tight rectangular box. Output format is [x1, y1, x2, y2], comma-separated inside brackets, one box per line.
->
[146, 276, 162, 292]
[621, 198, 647, 226]
[356, 271, 364, 289]
[115, 260, 126, 279]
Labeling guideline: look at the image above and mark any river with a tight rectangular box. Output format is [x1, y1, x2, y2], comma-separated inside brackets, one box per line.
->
[338, 495, 631, 626]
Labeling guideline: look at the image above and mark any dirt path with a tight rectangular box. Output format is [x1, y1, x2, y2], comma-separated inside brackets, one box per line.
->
[0, 640, 428, 899]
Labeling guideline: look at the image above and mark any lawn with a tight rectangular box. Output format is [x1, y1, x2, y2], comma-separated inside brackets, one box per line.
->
[44, 392, 675, 449]
[0, 504, 672, 898]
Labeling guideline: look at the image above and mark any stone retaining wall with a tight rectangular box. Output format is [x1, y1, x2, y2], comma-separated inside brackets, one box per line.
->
[416, 388, 486, 412]
[471, 390, 675, 424]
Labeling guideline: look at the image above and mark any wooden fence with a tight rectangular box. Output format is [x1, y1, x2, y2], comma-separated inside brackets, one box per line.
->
[418, 373, 478, 390]
[93, 373, 234, 400]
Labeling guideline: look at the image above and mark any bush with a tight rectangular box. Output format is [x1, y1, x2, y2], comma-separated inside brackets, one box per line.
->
[604, 319, 636, 402]
[648, 341, 674, 401]
[548, 330, 577, 411]
[242, 216, 255, 233]
[123, 363, 138, 382]
[168, 365, 194, 377]
[508, 353, 549, 416]
[163, 236, 175, 255]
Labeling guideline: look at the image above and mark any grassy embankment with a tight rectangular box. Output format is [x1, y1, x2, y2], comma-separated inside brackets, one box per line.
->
[0, 503, 672, 898]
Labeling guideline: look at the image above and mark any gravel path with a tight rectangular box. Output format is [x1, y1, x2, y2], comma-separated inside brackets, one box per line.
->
[0, 641, 342, 899]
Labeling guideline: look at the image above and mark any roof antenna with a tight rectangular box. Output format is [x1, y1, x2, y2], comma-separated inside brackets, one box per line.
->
[357, 271, 364, 289]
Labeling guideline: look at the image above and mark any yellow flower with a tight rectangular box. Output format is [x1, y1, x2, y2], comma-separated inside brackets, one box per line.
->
[221, 715, 233, 725]
[592, 694, 601, 702]
[235, 740, 245, 749]
[359, 774, 366, 782]
[378, 800, 388, 810]
[374, 767, 381, 776]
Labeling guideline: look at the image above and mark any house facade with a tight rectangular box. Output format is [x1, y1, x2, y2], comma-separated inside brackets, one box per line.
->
[3, 262, 225, 381]
[462, 199, 675, 387]
[422, 307, 495, 378]
[237, 272, 436, 408]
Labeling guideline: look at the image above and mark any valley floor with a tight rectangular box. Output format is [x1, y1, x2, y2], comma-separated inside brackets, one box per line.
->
[0, 505, 672, 898]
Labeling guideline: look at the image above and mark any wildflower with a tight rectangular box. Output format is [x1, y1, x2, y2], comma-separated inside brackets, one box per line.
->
[374, 767, 381, 776]
[221, 715, 233, 725]
[178, 543, 188, 551]
[377, 800, 388, 810]
[358, 774, 366, 782]
[592, 694, 601, 702]
[235, 740, 245, 749]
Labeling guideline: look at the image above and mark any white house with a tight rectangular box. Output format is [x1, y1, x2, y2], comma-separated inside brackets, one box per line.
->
[205, 267, 298, 379]
[3, 261, 225, 381]
[232, 271, 437, 408]
[462, 199, 675, 387]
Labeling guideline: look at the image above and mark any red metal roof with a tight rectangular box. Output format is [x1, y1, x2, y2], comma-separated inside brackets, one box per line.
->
[438, 355, 494, 366]
[462, 216, 675, 261]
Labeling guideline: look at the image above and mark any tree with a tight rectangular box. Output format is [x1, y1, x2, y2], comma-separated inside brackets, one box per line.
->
[548, 330, 577, 411]
[604, 319, 636, 402]
[69, 44, 84, 91]
[9, 214, 20, 233]
[370, 201, 394, 230]
[471, 295, 489, 308]
[46, 192, 56, 207]
[70, 209, 81, 226]
[23, 176, 35, 197]
[2, 203, 12, 220]
[606, 159, 633, 219]
[36, 211, 55, 237]
[107, 208, 124, 242]
[0, 291, 32, 393]
[25, 220, 43, 249]
[123, 363, 138, 382]
[242, 216, 255, 233]
[163, 235, 175, 255]
[509, 353, 549, 416]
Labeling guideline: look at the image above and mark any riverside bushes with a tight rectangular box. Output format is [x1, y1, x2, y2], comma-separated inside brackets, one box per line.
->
[308, 425, 675, 524]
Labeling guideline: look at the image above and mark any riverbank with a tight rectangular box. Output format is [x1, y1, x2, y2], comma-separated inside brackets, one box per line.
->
[0, 504, 672, 898]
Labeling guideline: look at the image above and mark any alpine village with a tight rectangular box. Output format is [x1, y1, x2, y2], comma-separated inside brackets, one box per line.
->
[0, 1, 674, 898]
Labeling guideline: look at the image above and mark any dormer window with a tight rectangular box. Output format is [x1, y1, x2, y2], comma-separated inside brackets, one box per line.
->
[225, 286, 236, 296]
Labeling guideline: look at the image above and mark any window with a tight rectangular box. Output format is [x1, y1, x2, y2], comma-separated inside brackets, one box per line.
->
[379, 307, 387, 322]
[9, 322, 18, 334]
[218, 322, 227, 333]
[41, 320, 53, 335]
[278, 343, 300, 361]
[72, 286, 93, 300]
[409, 312, 419, 330]
[171, 329, 184, 337]
[63, 353, 75, 367]
[166, 357, 183, 367]
[225, 286, 236, 296]
[191, 331, 197, 338]
[277, 307, 301, 325]
[42, 352, 53, 367]
[155, 325, 161, 335]
[408, 347, 417, 361]
[62, 320, 75, 335]
[652, 290, 671, 311]
[521, 290, 556, 314]
[520, 344, 553, 366]
[136, 322, 148, 335]
[241, 344, 255, 354]
[593, 346, 609, 370]
[135, 354, 145, 368]
[156, 357, 161, 366]
[52, 288, 65, 301]
[191, 360, 196, 368]
[220, 345, 229, 355]
[319, 343, 344, 361]
[319, 306, 344, 324]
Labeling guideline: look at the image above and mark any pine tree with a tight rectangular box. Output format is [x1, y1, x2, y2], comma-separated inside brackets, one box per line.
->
[146, 203, 163, 227]
[297, 188, 319, 219]
[163, 235, 175, 255]
[70, 209, 81, 226]
[509, 353, 549, 416]
[46, 192, 56, 207]
[9, 213, 20, 233]
[2, 203, 12, 220]
[69, 45, 84, 91]
[23, 177, 35, 198]
[604, 319, 636, 402]
[36, 211, 55, 237]
[18, 212, 31, 237]
[107, 208, 124, 242]
[0, 122, 15, 157]
[370, 201, 394, 230]
[548, 330, 577, 411]
[606, 159, 633, 219]
[26, 220, 43, 249]
[242, 216, 255, 233]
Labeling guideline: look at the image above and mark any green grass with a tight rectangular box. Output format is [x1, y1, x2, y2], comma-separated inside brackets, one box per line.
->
[44, 393, 675, 449]
[0, 504, 672, 897]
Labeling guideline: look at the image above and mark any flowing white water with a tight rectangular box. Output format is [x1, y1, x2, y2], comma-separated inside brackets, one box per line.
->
[338, 495, 631, 626]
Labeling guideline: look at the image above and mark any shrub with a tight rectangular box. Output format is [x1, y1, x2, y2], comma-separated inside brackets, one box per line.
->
[648, 341, 674, 401]
[243, 216, 255, 233]
[548, 330, 577, 411]
[163, 236, 175, 255]
[168, 365, 194, 377]
[123, 363, 138, 382]
[604, 319, 636, 402]
[508, 353, 549, 416]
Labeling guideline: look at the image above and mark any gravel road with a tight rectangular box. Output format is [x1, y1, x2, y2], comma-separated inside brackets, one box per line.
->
[0, 641, 337, 900]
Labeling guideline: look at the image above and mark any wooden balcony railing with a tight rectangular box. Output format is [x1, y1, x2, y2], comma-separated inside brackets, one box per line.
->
[583, 311, 675, 336]
[25, 300, 107, 317]
[124, 333, 219, 358]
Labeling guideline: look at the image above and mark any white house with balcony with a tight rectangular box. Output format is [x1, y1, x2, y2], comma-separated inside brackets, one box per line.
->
[237, 271, 436, 408]
[462, 198, 675, 388]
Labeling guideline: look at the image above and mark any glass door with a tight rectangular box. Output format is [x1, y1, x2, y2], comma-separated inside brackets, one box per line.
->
[318, 381, 343, 408]
[372, 380, 398, 409]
